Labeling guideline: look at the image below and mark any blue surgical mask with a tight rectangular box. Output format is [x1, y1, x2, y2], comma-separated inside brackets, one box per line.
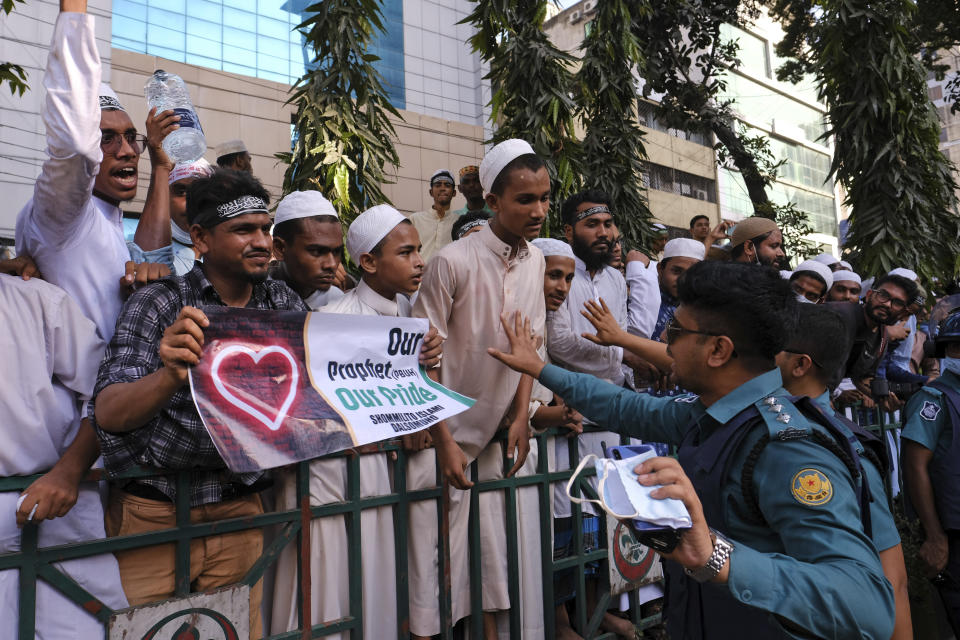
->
[796, 294, 814, 304]
[944, 357, 960, 375]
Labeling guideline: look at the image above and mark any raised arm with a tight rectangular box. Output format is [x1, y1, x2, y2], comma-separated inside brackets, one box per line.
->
[132, 108, 180, 252]
[625, 251, 660, 338]
[31, 0, 101, 238]
[580, 298, 673, 372]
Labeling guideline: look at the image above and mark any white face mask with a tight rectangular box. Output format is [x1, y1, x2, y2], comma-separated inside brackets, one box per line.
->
[943, 356, 960, 375]
[796, 294, 815, 304]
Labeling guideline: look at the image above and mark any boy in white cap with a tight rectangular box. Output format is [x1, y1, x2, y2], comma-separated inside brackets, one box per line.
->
[828, 270, 863, 303]
[651, 237, 705, 341]
[215, 139, 252, 173]
[15, 0, 177, 342]
[271, 205, 435, 639]
[167, 158, 213, 275]
[270, 190, 346, 309]
[408, 168, 458, 262]
[789, 259, 834, 303]
[812, 251, 841, 271]
[409, 139, 547, 638]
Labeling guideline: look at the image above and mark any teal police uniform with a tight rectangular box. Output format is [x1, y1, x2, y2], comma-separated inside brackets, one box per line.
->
[902, 368, 960, 629]
[813, 392, 900, 553]
[537, 364, 894, 640]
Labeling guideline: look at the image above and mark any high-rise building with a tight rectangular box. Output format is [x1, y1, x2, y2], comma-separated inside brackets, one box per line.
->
[0, 0, 491, 248]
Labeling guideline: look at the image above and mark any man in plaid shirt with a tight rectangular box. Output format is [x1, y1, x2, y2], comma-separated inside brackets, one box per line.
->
[91, 169, 305, 638]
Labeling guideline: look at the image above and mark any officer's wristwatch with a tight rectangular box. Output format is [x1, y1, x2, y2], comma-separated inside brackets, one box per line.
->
[684, 529, 734, 583]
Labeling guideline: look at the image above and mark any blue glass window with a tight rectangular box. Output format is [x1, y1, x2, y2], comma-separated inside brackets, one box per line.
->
[111, 0, 405, 109]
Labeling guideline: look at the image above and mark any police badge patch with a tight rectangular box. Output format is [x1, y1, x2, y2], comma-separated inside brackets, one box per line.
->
[920, 401, 941, 421]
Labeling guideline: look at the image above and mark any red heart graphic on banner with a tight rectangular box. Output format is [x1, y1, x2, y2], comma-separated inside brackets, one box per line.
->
[210, 345, 300, 431]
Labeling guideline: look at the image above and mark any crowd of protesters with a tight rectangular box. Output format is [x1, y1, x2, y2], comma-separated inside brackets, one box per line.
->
[8, 2, 960, 640]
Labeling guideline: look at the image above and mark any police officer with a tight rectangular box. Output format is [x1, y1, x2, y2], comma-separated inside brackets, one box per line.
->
[488, 261, 894, 640]
[777, 304, 911, 639]
[903, 308, 960, 634]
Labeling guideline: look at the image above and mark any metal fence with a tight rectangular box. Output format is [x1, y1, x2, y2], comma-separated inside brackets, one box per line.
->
[0, 426, 665, 640]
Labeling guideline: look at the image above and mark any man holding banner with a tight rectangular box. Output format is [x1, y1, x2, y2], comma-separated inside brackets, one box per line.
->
[91, 169, 306, 638]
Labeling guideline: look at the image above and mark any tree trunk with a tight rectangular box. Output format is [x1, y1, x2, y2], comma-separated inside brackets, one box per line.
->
[710, 119, 773, 218]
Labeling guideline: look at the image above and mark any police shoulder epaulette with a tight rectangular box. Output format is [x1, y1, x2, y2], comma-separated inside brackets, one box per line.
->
[755, 395, 811, 441]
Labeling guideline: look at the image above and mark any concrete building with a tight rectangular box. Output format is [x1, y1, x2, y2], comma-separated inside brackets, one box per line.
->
[928, 49, 960, 199]
[544, 2, 842, 250]
[0, 0, 491, 248]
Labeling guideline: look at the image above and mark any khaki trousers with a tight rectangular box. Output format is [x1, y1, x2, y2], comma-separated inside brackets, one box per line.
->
[105, 490, 264, 639]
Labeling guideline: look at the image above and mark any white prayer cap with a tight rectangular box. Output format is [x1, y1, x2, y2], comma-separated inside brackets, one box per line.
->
[832, 270, 862, 285]
[779, 270, 794, 280]
[662, 238, 705, 261]
[275, 190, 338, 226]
[888, 267, 918, 281]
[838, 260, 853, 271]
[793, 259, 833, 289]
[532, 238, 574, 259]
[216, 139, 247, 158]
[168, 158, 213, 185]
[812, 252, 839, 266]
[479, 138, 535, 193]
[653, 223, 668, 236]
[347, 204, 406, 257]
[99, 83, 125, 111]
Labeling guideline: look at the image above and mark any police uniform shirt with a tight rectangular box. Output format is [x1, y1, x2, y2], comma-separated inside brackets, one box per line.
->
[901, 369, 960, 459]
[536, 363, 895, 639]
[813, 392, 900, 552]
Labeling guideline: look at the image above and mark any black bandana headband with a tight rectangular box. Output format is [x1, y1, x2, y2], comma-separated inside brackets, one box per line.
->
[454, 217, 488, 240]
[99, 95, 125, 111]
[191, 195, 268, 228]
[575, 204, 612, 222]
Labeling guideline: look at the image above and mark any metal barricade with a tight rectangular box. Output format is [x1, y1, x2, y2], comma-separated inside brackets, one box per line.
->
[0, 426, 663, 639]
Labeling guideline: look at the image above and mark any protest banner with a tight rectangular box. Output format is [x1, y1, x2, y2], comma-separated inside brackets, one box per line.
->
[190, 307, 473, 472]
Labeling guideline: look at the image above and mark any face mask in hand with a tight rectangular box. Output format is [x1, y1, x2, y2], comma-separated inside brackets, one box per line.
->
[943, 356, 960, 375]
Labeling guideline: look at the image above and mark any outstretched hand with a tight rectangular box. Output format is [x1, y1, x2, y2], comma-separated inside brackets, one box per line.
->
[487, 312, 546, 378]
[580, 298, 627, 347]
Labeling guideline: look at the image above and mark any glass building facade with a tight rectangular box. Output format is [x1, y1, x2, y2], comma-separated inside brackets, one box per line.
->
[717, 24, 838, 237]
[111, 0, 406, 108]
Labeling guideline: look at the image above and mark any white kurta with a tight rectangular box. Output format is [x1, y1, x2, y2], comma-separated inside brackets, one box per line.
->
[625, 259, 661, 340]
[14, 12, 130, 344]
[548, 258, 629, 518]
[0, 274, 128, 639]
[407, 207, 457, 263]
[409, 225, 546, 635]
[270, 281, 401, 638]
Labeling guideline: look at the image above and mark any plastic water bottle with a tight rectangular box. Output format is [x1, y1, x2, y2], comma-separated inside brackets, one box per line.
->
[144, 70, 206, 164]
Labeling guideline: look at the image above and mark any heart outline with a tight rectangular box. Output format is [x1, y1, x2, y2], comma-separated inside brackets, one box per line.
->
[210, 344, 299, 432]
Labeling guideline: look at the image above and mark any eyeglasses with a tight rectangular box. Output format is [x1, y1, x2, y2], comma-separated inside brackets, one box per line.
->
[100, 131, 147, 155]
[783, 348, 823, 369]
[870, 288, 907, 310]
[665, 316, 725, 345]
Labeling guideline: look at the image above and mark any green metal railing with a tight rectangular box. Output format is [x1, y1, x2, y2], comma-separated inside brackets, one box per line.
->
[1, 426, 664, 640]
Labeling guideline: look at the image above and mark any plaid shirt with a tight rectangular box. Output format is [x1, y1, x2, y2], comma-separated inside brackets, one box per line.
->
[91, 264, 307, 506]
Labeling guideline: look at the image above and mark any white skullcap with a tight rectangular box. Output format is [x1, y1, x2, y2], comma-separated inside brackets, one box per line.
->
[347, 204, 407, 257]
[780, 270, 794, 280]
[430, 169, 455, 185]
[838, 260, 853, 271]
[653, 223, 668, 234]
[812, 252, 839, 266]
[216, 139, 247, 158]
[275, 190, 338, 226]
[793, 260, 834, 289]
[532, 238, 574, 259]
[168, 158, 213, 185]
[662, 238, 705, 261]
[99, 83, 125, 111]
[832, 270, 862, 285]
[479, 139, 535, 193]
[888, 267, 918, 281]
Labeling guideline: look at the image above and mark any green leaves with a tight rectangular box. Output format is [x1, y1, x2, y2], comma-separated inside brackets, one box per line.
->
[280, 0, 400, 226]
[575, 0, 654, 252]
[770, 0, 960, 288]
[1, 0, 28, 96]
[464, 0, 581, 236]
